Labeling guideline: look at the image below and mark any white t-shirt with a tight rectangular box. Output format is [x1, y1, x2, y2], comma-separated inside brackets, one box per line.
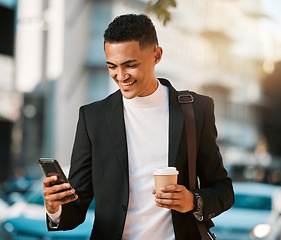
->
[122, 81, 175, 240]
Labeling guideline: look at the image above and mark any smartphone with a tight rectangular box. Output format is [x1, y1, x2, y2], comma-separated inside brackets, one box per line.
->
[39, 158, 76, 199]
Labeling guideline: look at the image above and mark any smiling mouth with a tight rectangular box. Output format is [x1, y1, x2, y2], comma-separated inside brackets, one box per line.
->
[120, 80, 136, 86]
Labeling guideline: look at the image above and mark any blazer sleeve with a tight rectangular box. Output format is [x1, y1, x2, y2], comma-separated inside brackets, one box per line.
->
[48, 106, 94, 231]
[194, 97, 234, 221]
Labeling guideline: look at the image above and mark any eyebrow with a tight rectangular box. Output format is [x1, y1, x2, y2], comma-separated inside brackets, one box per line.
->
[106, 59, 137, 66]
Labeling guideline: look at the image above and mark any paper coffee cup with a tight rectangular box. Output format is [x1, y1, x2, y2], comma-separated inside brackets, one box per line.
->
[153, 167, 179, 193]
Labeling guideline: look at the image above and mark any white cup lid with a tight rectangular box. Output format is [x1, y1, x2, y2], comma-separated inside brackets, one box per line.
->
[153, 167, 179, 175]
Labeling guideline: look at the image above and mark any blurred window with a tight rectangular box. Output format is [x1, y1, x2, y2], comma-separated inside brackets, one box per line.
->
[0, 5, 15, 56]
[233, 194, 271, 211]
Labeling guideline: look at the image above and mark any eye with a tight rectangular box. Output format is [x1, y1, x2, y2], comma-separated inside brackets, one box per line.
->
[108, 66, 116, 69]
[127, 64, 138, 68]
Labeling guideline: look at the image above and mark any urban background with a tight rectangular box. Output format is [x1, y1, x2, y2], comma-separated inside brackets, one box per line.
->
[0, 0, 281, 239]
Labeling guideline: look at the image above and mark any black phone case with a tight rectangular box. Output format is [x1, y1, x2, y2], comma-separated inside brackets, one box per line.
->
[39, 158, 76, 198]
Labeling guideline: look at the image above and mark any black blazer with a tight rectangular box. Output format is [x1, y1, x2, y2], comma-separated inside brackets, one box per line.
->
[49, 79, 234, 240]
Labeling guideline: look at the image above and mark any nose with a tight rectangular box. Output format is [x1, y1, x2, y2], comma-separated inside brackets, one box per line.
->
[116, 68, 129, 82]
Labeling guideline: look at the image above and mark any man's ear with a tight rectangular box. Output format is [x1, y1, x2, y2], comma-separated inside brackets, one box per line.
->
[154, 46, 163, 64]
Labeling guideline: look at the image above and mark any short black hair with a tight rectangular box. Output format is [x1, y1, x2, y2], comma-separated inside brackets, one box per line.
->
[104, 14, 158, 49]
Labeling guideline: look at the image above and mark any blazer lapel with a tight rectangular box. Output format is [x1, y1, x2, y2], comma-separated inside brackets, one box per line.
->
[159, 79, 185, 167]
[105, 91, 129, 180]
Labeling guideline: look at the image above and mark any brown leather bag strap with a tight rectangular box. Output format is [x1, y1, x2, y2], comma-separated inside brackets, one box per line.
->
[178, 90, 213, 240]
[178, 91, 197, 189]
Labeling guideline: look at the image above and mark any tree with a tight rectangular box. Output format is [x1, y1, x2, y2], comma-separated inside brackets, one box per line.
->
[147, 0, 176, 25]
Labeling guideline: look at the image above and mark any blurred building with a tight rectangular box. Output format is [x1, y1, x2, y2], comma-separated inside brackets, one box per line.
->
[14, 0, 92, 177]
[1, 0, 281, 178]
[152, 0, 280, 164]
[0, 0, 18, 181]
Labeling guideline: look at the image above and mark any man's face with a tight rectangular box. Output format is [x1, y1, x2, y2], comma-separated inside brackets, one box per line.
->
[104, 41, 162, 99]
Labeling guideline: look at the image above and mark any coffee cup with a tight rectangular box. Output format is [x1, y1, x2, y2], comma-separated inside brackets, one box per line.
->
[153, 167, 179, 193]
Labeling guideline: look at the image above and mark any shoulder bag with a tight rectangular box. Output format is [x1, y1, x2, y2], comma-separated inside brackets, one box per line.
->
[178, 91, 217, 240]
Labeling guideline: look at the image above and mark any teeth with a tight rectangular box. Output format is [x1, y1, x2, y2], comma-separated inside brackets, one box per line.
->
[121, 80, 135, 86]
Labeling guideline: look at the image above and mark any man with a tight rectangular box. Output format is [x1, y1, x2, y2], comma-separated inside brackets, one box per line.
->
[43, 14, 234, 239]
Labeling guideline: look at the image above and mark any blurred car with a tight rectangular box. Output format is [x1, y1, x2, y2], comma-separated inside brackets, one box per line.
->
[0, 196, 9, 224]
[0, 168, 95, 240]
[226, 164, 281, 186]
[212, 182, 281, 240]
[0, 169, 36, 205]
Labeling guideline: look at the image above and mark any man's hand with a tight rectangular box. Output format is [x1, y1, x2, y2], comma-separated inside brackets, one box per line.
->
[43, 176, 78, 214]
[152, 185, 194, 213]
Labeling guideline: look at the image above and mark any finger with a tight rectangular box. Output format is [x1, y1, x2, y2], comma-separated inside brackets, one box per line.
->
[49, 183, 72, 195]
[45, 188, 76, 202]
[155, 197, 179, 206]
[156, 202, 173, 210]
[43, 176, 58, 187]
[152, 189, 156, 194]
[43, 183, 71, 199]
[155, 199, 180, 211]
[55, 195, 78, 210]
[155, 192, 178, 200]
[155, 197, 189, 213]
[61, 194, 78, 204]
[160, 184, 186, 193]
[56, 188, 76, 200]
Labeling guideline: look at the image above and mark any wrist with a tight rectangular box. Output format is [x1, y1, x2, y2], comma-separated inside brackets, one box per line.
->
[191, 191, 203, 213]
[47, 205, 62, 224]
[191, 191, 204, 221]
[46, 205, 62, 217]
